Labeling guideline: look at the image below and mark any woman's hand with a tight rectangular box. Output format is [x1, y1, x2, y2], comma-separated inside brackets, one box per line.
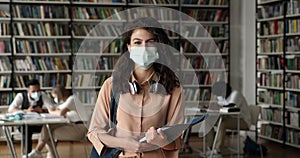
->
[145, 126, 167, 147]
[121, 137, 155, 153]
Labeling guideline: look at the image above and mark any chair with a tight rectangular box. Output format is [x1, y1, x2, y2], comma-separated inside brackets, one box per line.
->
[228, 105, 260, 138]
[226, 104, 261, 155]
[248, 105, 261, 141]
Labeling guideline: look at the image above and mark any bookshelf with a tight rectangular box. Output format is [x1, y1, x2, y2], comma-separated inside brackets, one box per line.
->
[0, 0, 231, 121]
[0, 1, 13, 105]
[256, 0, 300, 148]
[180, 0, 230, 109]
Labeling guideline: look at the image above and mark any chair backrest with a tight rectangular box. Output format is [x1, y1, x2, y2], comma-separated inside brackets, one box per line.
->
[249, 105, 260, 125]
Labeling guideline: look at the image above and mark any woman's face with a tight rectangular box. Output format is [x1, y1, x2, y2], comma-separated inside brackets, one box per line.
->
[127, 28, 156, 51]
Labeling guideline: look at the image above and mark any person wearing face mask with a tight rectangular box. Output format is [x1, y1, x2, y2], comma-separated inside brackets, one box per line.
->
[23, 84, 88, 158]
[8, 79, 54, 154]
[205, 81, 251, 156]
[88, 17, 185, 158]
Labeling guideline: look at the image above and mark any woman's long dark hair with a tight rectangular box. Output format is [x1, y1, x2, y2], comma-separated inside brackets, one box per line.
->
[112, 17, 180, 94]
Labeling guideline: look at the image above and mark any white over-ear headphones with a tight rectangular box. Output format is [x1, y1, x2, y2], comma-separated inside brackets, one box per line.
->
[128, 75, 160, 95]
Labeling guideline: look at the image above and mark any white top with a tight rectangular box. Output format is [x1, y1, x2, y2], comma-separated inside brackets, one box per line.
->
[57, 95, 87, 122]
[218, 90, 251, 127]
[8, 92, 54, 113]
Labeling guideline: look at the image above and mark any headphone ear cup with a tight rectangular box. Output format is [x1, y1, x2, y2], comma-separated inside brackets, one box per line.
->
[129, 82, 136, 95]
[133, 81, 140, 94]
[129, 81, 140, 95]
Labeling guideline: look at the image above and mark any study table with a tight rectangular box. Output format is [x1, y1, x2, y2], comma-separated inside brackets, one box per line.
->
[0, 114, 69, 158]
[184, 108, 241, 158]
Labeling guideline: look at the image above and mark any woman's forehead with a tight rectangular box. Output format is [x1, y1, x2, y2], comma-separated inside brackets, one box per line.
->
[131, 29, 154, 40]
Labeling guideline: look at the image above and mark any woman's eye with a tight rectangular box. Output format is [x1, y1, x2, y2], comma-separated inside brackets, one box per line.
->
[133, 41, 141, 45]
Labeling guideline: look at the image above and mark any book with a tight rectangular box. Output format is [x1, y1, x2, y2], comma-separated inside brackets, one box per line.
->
[139, 115, 206, 143]
[219, 107, 240, 113]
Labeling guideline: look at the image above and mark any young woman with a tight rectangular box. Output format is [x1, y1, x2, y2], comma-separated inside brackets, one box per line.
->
[24, 85, 87, 158]
[88, 17, 185, 158]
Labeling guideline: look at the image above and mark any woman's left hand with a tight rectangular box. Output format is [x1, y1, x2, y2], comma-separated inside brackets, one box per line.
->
[145, 126, 167, 147]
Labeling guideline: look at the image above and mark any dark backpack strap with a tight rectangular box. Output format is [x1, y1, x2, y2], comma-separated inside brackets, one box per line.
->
[109, 89, 120, 131]
[90, 88, 121, 158]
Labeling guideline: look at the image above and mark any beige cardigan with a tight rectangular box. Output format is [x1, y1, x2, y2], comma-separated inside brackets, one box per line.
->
[87, 76, 185, 158]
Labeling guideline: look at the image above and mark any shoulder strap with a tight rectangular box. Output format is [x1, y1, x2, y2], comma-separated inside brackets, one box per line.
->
[21, 92, 30, 109]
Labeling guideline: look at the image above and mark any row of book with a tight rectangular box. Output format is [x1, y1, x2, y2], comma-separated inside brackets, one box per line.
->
[0, 92, 13, 105]
[73, 73, 109, 87]
[74, 39, 122, 54]
[74, 56, 118, 70]
[261, 108, 284, 123]
[0, 10, 9, 18]
[259, 36, 300, 53]
[258, 72, 284, 88]
[181, 71, 225, 85]
[13, 22, 69, 36]
[260, 124, 284, 141]
[286, 129, 300, 145]
[287, 36, 300, 52]
[72, 7, 122, 20]
[0, 75, 11, 88]
[257, 56, 284, 70]
[181, 56, 227, 69]
[14, 73, 71, 88]
[182, 0, 228, 5]
[127, 8, 178, 21]
[259, 20, 284, 36]
[287, 0, 300, 15]
[183, 9, 228, 22]
[0, 23, 10, 36]
[288, 111, 300, 127]
[183, 88, 211, 101]
[183, 25, 227, 38]
[0, 41, 11, 53]
[258, 89, 284, 106]
[72, 24, 122, 37]
[257, 3, 284, 19]
[286, 19, 300, 34]
[16, 39, 71, 54]
[286, 55, 300, 70]
[12, 5, 69, 19]
[260, 19, 300, 36]
[286, 91, 300, 108]
[286, 73, 300, 90]
[258, 38, 283, 53]
[181, 40, 228, 53]
[0, 58, 11, 71]
[73, 90, 98, 105]
[14, 56, 70, 71]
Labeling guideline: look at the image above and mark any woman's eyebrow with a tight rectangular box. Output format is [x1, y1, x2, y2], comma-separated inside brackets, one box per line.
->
[132, 38, 156, 41]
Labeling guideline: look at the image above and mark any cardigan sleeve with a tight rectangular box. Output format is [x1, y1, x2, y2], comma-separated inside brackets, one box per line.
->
[87, 77, 113, 155]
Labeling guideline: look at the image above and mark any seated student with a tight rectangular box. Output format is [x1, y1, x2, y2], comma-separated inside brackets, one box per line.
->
[8, 79, 54, 154]
[206, 81, 251, 155]
[23, 84, 88, 158]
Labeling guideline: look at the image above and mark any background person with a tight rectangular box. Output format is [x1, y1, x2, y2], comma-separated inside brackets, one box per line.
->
[23, 84, 88, 158]
[8, 79, 54, 154]
[88, 17, 185, 158]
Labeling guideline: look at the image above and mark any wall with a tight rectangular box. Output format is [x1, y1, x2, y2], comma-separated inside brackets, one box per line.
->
[230, 0, 256, 105]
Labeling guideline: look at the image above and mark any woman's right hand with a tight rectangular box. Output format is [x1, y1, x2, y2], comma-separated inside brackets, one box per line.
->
[121, 137, 156, 153]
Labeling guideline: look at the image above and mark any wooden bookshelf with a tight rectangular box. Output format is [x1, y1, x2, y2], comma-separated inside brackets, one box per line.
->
[0, 0, 231, 120]
[256, 0, 300, 148]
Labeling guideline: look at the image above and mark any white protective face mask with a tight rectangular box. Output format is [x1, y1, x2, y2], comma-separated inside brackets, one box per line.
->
[31, 92, 41, 101]
[129, 46, 159, 70]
